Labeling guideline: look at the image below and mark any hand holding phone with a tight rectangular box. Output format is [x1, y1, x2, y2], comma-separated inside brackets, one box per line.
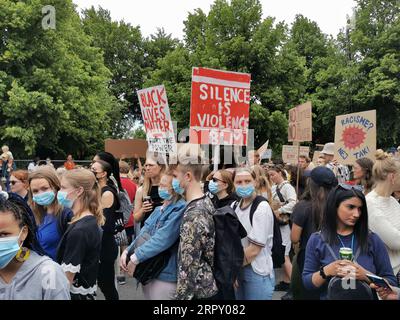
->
[366, 274, 393, 291]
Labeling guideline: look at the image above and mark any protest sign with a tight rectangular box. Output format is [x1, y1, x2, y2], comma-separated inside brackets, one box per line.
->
[105, 139, 148, 159]
[288, 101, 312, 142]
[189, 67, 251, 145]
[282, 145, 310, 164]
[334, 110, 376, 164]
[137, 85, 177, 153]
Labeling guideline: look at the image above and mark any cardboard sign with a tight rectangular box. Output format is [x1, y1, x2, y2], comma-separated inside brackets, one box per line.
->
[288, 101, 312, 142]
[257, 140, 269, 156]
[137, 85, 177, 153]
[334, 110, 376, 165]
[261, 149, 272, 160]
[282, 145, 310, 164]
[189, 67, 251, 145]
[105, 139, 148, 159]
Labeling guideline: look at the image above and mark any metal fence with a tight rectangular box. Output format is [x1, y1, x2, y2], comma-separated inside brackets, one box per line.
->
[13, 160, 93, 170]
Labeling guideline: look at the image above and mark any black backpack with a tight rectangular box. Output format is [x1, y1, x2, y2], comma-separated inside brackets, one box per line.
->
[212, 205, 247, 300]
[234, 196, 285, 268]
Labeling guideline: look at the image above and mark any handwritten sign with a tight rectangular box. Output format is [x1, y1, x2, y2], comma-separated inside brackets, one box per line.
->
[334, 110, 376, 165]
[288, 101, 312, 142]
[282, 145, 310, 164]
[189, 67, 251, 145]
[137, 85, 177, 154]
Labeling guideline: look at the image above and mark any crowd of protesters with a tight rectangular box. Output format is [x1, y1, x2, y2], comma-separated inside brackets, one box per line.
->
[0, 142, 400, 301]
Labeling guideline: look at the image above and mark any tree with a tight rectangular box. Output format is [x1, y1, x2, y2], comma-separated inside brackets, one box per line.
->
[0, 0, 117, 158]
[81, 6, 145, 137]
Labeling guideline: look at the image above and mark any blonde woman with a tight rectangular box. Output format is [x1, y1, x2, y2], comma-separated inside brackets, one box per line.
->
[28, 166, 73, 260]
[56, 169, 104, 300]
[252, 165, 273, 203]
[366, 150, 400, 275]
[134, 155, 167, 228]
[120, 171, 186, 300]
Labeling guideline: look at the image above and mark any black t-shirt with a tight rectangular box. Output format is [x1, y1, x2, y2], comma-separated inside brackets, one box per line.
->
[291, 200, 314, 251]
[57, 215, 102, 296]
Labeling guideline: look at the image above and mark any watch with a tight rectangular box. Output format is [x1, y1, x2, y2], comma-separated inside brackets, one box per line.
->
[319, 266, 328, 279]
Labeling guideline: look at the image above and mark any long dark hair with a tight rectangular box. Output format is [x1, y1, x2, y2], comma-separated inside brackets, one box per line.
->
[310, 179, 335, 231]
[96, 152, 122, 190]
[0, 193, 45, 255]
[321, 186, 369, 253]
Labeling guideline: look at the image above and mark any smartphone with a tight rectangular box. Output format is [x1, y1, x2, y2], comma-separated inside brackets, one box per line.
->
[366, 274, 393, 291]
[143, 196, 152, 203]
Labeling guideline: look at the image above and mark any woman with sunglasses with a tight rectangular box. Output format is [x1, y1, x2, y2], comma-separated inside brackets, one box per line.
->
[302, 183, 397, 299]
[10, 170, 29, 201]
[207, 170, 238, 209]
[366, 150, 400, 276]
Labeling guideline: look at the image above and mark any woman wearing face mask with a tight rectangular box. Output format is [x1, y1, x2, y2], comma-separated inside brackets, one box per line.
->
[28, 166, 73, 260]
[366, 150, 400, 276]
[232, 168, 275, 300]
[91, 160, 120, 300]
[120, 171, 186, 300]
[10, 170, 29, 201]
[134, 155, 166, 228]
[268, 165, 297, 293]
[208, 170, 238, 209]
[56, 169, 104, 300]
[302, 184, 397, 299]
[0, 193, 70, 299]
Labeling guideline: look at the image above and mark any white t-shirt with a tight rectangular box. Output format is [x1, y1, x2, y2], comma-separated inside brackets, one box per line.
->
[232, 200, 274, 276]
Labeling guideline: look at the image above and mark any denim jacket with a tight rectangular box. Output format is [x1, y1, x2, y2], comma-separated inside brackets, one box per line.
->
[129, 199, 186, 282]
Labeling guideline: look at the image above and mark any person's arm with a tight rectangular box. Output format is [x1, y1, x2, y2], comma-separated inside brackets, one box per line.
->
[133, 204, 185, 262]
[243, 243, 262, 266]
[176, 210, 210, 300]
[291, 224, 303, 244]
[244, 202, 273, 265]
[133, 187, 153, 223]
[302, 234, 342, 290]
[368, 205, 400, 250]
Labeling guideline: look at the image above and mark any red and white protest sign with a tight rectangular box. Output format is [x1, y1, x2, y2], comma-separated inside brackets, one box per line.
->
[137, 85, 177, 153]
[189, 67, 251, 145]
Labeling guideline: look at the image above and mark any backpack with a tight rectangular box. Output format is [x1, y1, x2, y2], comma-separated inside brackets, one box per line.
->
[212, 205, 247, 300]
[320, 232, 375, 300]
[234, 196, 285, 268]
[109, 175, 134, 225]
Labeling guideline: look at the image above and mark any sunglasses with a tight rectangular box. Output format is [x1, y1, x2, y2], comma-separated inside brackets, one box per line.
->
[338, 183, 363, 192]
[212, 177, 225, 183]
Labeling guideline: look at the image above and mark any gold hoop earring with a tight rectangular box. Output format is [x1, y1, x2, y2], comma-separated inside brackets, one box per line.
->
[15, 247, 30, 262]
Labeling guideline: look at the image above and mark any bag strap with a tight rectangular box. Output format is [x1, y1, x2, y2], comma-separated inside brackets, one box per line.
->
[250, 196, 268, 226]
[276, 182, 289, 203]
[320, 232, 361, 262]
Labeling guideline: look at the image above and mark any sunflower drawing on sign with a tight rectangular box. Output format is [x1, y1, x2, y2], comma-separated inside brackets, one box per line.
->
[341, 126, 367, 149]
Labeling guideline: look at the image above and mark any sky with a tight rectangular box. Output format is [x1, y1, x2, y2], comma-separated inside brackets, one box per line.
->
[72, 0, 358, 39]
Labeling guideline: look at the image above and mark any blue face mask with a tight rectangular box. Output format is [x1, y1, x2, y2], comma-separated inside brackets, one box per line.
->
[0, 230, 22, 269]
[32, 191, 55, 206]
[172, 178, 185, 195]
[208, 180, 220, 195]
[236, 184, 255, 198]
[57, 191, 74, 209]
[158, 188, 173, 200]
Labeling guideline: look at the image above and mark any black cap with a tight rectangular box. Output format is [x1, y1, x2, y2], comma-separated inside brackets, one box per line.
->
[305, 166, 338, 188]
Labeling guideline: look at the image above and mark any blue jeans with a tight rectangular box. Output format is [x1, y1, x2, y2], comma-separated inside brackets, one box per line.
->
[235, 265, 275, 300]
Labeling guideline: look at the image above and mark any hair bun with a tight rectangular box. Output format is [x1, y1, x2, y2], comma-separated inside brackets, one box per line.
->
[375, 149, 389, 161]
